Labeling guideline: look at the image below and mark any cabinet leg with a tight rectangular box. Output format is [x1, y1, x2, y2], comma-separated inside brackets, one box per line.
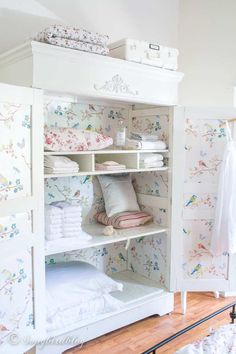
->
[214, 291, 220, 299]
[181, 291, 187, 314]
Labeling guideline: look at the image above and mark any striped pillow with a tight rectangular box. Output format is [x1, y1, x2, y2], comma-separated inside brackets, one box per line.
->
[95, 211, 153, 229]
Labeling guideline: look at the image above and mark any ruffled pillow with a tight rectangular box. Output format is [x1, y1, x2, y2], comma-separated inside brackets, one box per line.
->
[95, 211, 153, 229]
[83, 130, 113, 150]
[44, 127, 88, 151]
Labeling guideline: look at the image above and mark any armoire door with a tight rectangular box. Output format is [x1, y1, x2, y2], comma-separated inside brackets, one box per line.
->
[169, 107, 236, 293]
[0, 84, 45, 354]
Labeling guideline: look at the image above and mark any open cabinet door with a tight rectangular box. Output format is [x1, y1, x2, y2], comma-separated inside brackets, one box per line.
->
[169, 107, 236, 293]
[0, 84, 44, 353]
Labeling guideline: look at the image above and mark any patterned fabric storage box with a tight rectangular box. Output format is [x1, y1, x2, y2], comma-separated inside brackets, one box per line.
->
[109, 38, 178, 71]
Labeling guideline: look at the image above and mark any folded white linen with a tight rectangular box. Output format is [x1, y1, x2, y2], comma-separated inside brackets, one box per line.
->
[140, 161, 164, 168]
[126, 138, 167, 150]
[45, 217, 63, 225]
[63, 217, 82, 224]
[140, 153, 164, 163]
[51, 201, 82, 211]
[130, 132, 159, 141]
[44, 155, 79, 168]
[44, 167, 79, 172]
[44, 168, 79, 174]
[63, 226, 83, 233]
[45, 232, 63, 241]
[45, 205, 64, 216]
[46, 225, 62, 233]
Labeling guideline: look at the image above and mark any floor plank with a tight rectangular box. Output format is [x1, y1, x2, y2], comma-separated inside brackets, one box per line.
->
[64, 292, 236, 354]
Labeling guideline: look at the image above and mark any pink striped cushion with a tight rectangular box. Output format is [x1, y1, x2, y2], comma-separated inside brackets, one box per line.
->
[95, 211, 153, 229]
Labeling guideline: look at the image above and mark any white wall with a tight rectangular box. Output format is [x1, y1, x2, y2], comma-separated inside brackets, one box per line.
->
[178, 0, 236, 106]
[0, 0, 179, 54]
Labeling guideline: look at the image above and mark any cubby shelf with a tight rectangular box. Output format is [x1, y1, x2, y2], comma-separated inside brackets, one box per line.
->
[44, 149, 169, 155]
[44, 148, 168, 178]
[45, 223, 167, 256]
[44, 167, 168, 178]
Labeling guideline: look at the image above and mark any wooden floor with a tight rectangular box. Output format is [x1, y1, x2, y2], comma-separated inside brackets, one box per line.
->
[65, 292, 236, 354]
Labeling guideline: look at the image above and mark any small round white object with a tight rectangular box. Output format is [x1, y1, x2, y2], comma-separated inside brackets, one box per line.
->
[103, 225, 114, 236]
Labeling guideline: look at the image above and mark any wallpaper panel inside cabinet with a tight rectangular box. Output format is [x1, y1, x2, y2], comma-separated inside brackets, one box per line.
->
[44, 97, 169, 285]
[183, 117, 228, 280]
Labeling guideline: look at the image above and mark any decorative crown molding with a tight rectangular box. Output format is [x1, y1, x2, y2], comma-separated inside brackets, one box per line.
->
[94, 74, 139, 96]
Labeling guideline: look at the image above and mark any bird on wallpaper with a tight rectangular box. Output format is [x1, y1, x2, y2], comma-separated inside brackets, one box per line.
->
[185, 194, 197, 207]
[118, 253, 126, 262]
[82, 175, 92, 184]
[73, 190, 80, 198]
[198, 160, 207, 168]
[0, 174, 8, 186]
[191, 263, 202, 275]
[17, 138, 25, 149]
[86, 124, 93, 131]
[197, 243, 208, 251]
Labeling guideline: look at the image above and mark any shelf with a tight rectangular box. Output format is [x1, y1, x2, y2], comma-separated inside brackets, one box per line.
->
[44, 149, 169, 155]
[110, 270, 164, 303]
[44, 166, 168, 178]
[46, 270, 168, 338]
[45, 223, 167, 256]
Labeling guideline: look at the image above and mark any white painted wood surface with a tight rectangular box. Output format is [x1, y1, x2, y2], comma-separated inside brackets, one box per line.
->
[0, 83, 45, 354]
[0, 41, 183, 106]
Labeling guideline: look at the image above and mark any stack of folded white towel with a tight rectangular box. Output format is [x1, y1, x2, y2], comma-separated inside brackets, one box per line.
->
[44, 156, 79, 174]
[95, 161, 126, 171]
[45, 201, 91, 243]
[139, 153, 164, 168]
[126, 132, 167, 150]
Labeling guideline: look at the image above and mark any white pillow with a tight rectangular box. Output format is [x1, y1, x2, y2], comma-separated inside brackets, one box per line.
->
[98, 174, 140, 217]
[46, 261, 123, 313]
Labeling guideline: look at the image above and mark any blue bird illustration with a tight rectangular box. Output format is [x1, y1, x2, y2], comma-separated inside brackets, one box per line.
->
[185, 194, 197, 207]
[17, 138, 25, 149]
[191, 263, 202, 275]
[82, 175, 91, 184]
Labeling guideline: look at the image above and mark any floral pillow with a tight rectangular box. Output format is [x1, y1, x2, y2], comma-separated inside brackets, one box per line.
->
[83, 130, 113, 150]
[44, 128, 113, 152]
[44, 128, 88, 151]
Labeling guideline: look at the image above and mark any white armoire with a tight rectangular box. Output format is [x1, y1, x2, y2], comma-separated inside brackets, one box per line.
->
[0, 41, 235, 354]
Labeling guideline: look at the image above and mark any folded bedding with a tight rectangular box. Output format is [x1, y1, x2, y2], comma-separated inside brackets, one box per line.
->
[140, 153, 164, 163]
[130, 132, 159, 141]
[175, 323, 236, 354]
[140, 161, 164, 169]
[125, 138, 167, 150]
[95, 211, 153, 229]
[39, 37, 109, 55]
[46, 261, 123, 331]
[44, 155, 78, 168]
[37, 24, 109, 47]
[95, 161, 126, 171]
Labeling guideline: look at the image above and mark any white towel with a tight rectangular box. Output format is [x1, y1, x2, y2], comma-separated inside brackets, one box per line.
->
[126, 138, 167, 150]
[140, 154, 164, 163]
[63, 225, 82, 233]
[45, 231, 63, 241]
[44, 155, 78, 168]
[130, 132, 159, 141]
[45, 205, 63, 216]
[140, 161, 164, 168]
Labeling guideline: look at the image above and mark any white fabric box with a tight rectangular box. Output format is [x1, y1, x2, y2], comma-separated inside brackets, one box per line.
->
[109, 38, 178, 71]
